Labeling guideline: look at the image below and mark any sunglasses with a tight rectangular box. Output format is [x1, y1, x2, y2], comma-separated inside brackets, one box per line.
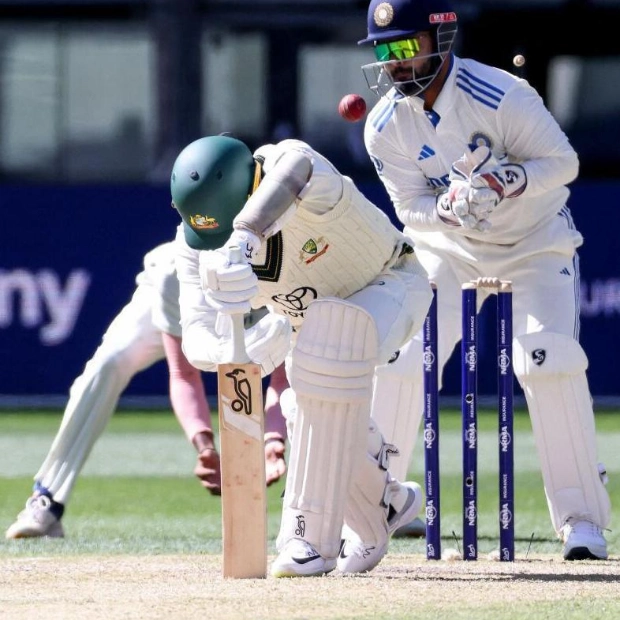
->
[374, 38, 421, 62]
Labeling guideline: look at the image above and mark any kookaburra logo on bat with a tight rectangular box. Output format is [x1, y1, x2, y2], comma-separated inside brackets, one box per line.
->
[225, 368, 253, 415]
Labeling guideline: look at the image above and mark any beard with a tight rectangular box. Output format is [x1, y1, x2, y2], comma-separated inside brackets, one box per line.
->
[390, 57, 438, 97]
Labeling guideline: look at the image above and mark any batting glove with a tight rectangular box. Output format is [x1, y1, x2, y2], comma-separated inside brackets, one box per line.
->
[245, 311, 292, 376]
[224, 228, 262, 262]
[199, 249, 258, 315]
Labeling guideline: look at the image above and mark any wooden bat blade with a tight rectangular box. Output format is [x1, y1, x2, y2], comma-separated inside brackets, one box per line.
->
[217, 361, 267, 579]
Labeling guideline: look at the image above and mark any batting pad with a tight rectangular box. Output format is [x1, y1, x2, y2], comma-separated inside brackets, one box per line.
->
[513, 332, 611, 531]
[343, 419, 403, 545]
[371, 336, 424, 481]
[278, 299, 378, 559]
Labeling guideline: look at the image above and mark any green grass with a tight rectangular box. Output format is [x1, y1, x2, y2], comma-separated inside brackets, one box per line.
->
[0, 409, 288, 556]
[0, 408, 617, 558]
[0, 408, 618, 620]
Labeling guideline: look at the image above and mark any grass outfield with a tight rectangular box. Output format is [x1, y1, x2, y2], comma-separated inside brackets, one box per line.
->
[0, 409, 618, 619]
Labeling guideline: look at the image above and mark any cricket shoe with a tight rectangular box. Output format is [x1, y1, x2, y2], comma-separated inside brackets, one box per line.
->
[5, 495, 65, 539]
[271, 539, 337, 577]
[337, 481, 423, 574]
[561, 518, 608, 560]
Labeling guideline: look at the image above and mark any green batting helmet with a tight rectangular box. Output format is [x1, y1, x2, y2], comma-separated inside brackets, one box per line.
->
[170, 135, 256, 250]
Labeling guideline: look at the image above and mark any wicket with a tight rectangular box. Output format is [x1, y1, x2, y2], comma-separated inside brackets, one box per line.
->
[423, 278, 515, 561]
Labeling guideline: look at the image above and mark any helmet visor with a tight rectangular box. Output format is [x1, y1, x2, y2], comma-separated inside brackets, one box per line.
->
[374, 38, 421, 62]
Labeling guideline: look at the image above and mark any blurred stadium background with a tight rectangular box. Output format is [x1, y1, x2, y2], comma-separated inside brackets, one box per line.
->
[1, 0, 619, 408]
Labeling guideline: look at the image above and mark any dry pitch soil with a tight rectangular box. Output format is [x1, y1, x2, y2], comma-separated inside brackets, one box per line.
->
[1, 554, 619, 619]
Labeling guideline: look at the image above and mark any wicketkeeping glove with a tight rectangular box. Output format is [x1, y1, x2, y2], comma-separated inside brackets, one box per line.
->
[437, 146, 527, 232]
[469, 147, 526, 205]
[436, 154, 491, 232]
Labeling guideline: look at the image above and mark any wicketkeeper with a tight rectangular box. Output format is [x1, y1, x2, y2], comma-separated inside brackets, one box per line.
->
[358, 0, 611, 560]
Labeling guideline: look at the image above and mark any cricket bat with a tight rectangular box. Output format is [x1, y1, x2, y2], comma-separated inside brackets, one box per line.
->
[217, 247, 267, 579]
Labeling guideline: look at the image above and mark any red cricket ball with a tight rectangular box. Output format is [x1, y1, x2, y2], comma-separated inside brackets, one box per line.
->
[338, 94, 367, 123]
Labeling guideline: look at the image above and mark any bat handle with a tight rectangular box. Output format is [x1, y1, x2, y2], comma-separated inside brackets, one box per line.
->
[228, 245, 252, 364]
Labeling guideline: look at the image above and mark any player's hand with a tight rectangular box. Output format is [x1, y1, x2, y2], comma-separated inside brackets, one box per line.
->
[199, 250, 258, 315]
[245, 311, 292, 376]
[192, 432, 222, 495]
[264, 434, 286, 486]
[436, 160, 491, 232]
[225, 228, 262, 262]
[199, 309, 290, 375]
[436, 186, 491, 232]
[465, 146, 506, 219]
[437, 146, 526, 233]
[468, 146, 527, 214]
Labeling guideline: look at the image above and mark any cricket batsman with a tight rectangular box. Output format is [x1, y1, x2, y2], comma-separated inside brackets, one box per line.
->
[170, 134, 433, 576]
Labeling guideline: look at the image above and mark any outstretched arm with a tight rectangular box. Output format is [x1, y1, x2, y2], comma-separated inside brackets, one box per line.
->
[264, 362, 290, 486]
[162, 331, 221, 495]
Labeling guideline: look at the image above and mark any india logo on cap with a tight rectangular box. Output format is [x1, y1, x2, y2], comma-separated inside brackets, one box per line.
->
[374, 2, 394, 27]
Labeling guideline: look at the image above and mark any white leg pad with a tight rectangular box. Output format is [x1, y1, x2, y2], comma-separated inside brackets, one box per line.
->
[277, 299, 378, 559]
[344, 419, 405, 545]
[371, 336, 424, 481]
[282, 389, 403, 546]
[513, 332, 611, 531]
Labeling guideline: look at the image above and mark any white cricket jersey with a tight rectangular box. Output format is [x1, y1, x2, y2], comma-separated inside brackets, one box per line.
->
[248, 140, 410, 330]
[176, 140, 413, 333]
[365, 55, 583, 261]
[138, 241, 181, 337]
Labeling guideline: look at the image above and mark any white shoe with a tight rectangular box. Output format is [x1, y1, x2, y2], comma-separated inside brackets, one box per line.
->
[561, 518, 608, 560]
[338, 481, 422, 574]
[271, 539, 337, 577]
[5, 495, 65, 539]
[392, 516, 426, 538]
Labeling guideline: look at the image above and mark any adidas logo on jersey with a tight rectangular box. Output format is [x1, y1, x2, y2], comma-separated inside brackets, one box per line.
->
[417, 145, 436, 161]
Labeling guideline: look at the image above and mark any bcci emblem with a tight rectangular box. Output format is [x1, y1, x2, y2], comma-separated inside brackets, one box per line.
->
[468, 132, 492, 152]
[374, 2, 394, 27]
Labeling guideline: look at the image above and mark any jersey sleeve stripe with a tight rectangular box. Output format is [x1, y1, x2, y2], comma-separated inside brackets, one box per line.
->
[456, 68, 505, 110]
[369, 99, 398, 132]
[458, 68, 505, 95]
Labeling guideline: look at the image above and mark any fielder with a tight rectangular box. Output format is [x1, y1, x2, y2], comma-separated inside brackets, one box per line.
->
[170, 134, 433, 576]
[358, 0, 611, 559]
[6, 242, 288, 539]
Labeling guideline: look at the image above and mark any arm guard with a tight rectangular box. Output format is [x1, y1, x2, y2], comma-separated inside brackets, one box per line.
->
[233, 149, 313, 239]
